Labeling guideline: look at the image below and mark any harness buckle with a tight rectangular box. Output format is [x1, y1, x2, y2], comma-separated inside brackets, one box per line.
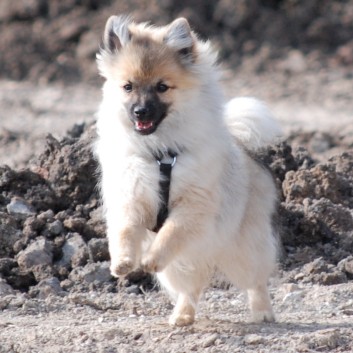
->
[156, 154, 177, 167]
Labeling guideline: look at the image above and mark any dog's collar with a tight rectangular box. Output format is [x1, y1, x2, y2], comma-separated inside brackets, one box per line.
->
[153, 150, 177, 232]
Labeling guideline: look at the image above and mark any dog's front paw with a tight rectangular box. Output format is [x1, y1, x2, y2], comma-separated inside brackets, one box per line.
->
[110, 257, 134, 277]
[141, 252, 166, 273]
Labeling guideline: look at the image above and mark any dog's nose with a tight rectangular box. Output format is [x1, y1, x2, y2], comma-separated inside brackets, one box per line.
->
[133, 106, 148, 118]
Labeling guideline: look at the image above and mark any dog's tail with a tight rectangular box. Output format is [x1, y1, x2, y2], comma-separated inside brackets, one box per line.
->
[224, 97, 282, 150]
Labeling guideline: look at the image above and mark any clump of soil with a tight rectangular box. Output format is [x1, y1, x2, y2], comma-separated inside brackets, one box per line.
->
[0, 123, 352, 297]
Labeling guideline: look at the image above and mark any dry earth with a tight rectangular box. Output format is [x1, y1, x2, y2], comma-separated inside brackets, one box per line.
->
[1, 64, 353, 352]
[0, 282, 352, 353]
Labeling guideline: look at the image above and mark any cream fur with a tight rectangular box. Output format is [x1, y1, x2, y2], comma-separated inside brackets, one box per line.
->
[95, 17, 281, 326]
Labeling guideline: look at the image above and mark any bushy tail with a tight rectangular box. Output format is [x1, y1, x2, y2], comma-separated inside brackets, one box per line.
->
[224, 97, 282, 150]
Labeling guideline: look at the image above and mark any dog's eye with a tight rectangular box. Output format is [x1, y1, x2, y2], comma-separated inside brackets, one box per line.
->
[123, 83, 133, 92]
[156, 82, 169, 93]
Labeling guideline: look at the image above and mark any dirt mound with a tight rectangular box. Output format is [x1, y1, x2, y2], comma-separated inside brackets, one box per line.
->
[0, 123, 352, 297]
[1, 0, 353, 84]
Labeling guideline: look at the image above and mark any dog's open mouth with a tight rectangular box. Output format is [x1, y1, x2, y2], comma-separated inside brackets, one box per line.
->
[134, 120, 157, 135]
[133, 114, 167, 135]
[132, 111, 168, 135]
[135, 121, 153, 131]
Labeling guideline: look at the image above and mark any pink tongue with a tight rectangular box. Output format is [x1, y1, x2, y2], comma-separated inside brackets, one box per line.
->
[136, 121, 153, 130]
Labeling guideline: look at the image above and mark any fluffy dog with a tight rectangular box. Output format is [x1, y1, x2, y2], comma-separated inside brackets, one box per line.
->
[95, 15, 281, 326]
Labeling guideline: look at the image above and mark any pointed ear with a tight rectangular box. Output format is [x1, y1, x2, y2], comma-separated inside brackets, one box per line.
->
[164, 18, 194, 64]
[103, 15, 132, 53]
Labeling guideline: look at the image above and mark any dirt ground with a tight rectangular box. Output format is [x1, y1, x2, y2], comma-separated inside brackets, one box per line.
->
[1, 67, 353, 352]
[0, 282, 353, 353]
[1, 1, 353, 352]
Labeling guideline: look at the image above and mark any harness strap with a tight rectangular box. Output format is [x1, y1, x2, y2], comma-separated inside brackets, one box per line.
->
[153, 151, 177, 232]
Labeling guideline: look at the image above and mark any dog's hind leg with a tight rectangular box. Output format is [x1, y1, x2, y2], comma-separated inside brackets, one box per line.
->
[217, 224, 276, 323]
[169, 291, 199, 326]
[158, 263, 210, 326]
[247, 283, 275, 323]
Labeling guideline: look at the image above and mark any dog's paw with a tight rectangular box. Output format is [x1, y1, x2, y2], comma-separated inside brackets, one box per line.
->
[169, 313, 195, 327]
[141, 252, 166, 273]
[251, 310, 275, 323]
[110, 257, 134, 277]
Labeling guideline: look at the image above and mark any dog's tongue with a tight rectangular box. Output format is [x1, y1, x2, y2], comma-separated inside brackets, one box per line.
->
[136, 121, 153, 130]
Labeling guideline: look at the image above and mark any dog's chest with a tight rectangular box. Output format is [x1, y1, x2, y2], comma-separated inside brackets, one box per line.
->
[129, 155, 181, 224]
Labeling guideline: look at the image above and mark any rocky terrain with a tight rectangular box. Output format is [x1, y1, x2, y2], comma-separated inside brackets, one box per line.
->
[1, 0, 353, 352]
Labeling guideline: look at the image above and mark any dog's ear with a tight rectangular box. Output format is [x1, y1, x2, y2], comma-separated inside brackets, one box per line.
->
[164, 18, 194, 64]
[103, 15, 132, 53]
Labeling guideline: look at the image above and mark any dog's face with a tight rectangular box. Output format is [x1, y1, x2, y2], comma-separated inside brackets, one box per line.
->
[97, 16, 198, 135]
[120, 78, 170, 135]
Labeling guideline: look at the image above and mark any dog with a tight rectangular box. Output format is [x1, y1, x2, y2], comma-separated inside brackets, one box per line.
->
[95, 15, 281, 326]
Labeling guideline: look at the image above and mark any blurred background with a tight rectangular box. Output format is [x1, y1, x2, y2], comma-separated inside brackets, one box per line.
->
[1, 0, 353, 84]
[1, 0, 353, 167]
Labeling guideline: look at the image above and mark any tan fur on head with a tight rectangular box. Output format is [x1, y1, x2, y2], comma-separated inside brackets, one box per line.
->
[97, 16, 198, 84]
[106, 38, 197, 89]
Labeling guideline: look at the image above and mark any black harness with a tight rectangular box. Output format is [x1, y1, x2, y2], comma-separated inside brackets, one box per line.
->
[153, 151, 177, 232]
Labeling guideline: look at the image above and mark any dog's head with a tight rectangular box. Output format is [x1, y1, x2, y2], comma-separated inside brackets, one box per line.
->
[97, 16, 200, 136]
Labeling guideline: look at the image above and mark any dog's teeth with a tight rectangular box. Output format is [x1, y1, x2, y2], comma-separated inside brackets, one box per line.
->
[136, 121, 153, 130]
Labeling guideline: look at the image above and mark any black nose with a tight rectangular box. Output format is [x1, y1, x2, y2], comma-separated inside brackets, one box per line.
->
[133, 106, 148, 118]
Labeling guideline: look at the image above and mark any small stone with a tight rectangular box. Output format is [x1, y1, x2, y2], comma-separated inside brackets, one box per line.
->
[342, 309, 353, 315]
[47, 220, 64, 236]
[36, 277, 64, 299]
[58, 233, 88, 268]
[244, 334, 265, 345]
[294, 273, 305, 281]
[37, 209, 55, 222]
[305, 329, 340, 350]
[88, 238, 109, 262]
[202, 333, 219, 348]
[0, 297, 12, 310]
[16, 237, 53, 269]
[338, 256, 353, 275]
[133, 332, 143, 340]
[63, 217, 86, 233]
[23, 216, 45, 233]
[318, 271, 347, 285]
[60, 279, 74, 290]
[31, 263, 55, 282]
[87, 206, 106, 238]
[304, 257, 327, 274]
[98, 316, 104, 323]
[13, 238, 27, 253]
[68, 262, 112, 284]
[6, 294, 27, 309]
[7, 197, 36, 218]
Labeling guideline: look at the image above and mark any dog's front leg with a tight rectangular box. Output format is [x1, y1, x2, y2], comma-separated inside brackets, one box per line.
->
[109, 225, 145, 277]
[141, 216, 197, 273]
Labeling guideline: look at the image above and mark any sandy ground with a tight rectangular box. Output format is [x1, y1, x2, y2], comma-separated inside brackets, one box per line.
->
[1, 66, 353, 352]
[1, 282, 353, 352]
